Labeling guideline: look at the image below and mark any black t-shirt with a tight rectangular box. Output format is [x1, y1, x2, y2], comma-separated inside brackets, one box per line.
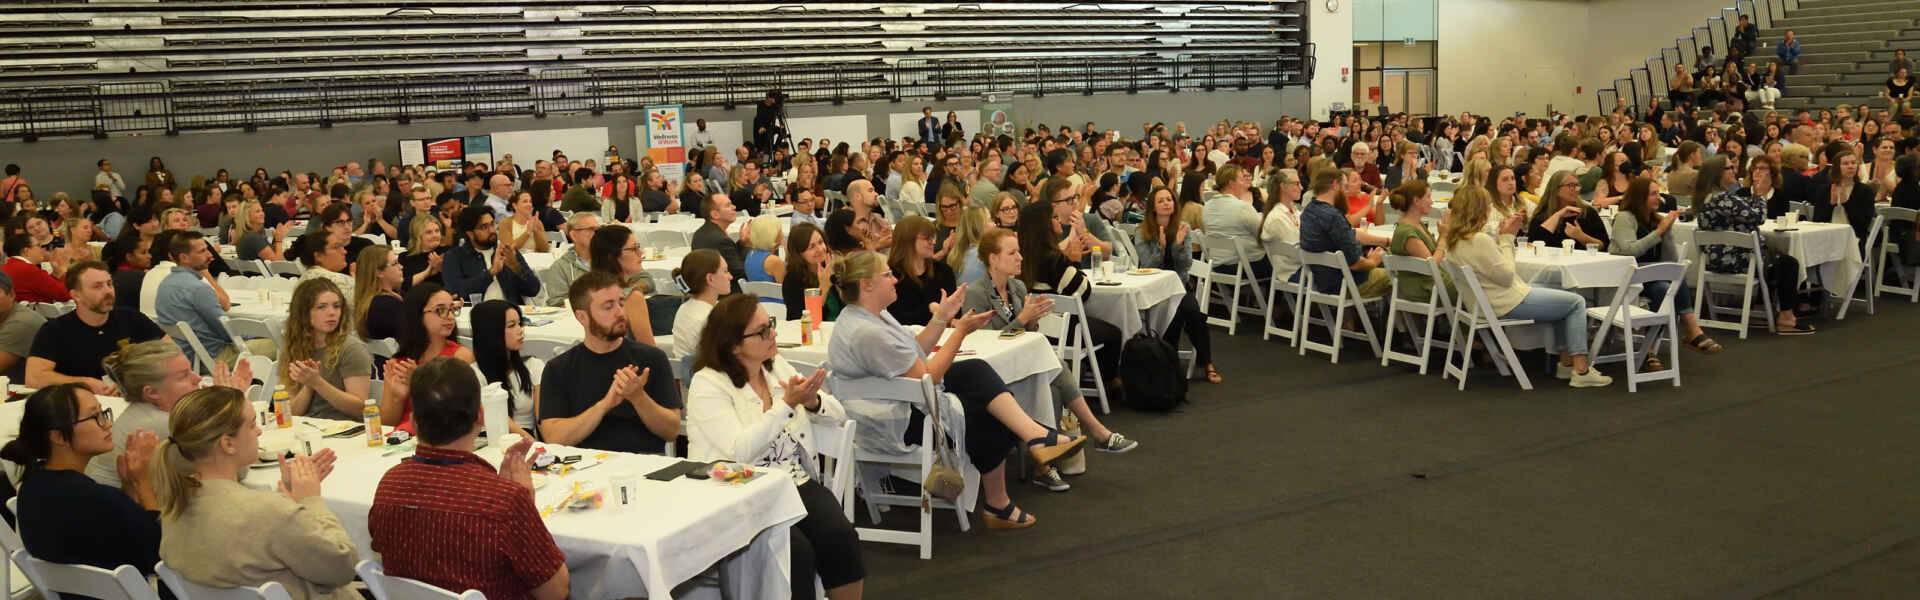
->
[16, 469, 161, 577]
[538, 340, 681, 454]
[29, 309, 166, 380]
[112, 269, 144, 311]
[344, 235, 375, 264]
[887, 260, 957, 326]
[1888, 78, 1913, 98]
[364, 293, 404, 341]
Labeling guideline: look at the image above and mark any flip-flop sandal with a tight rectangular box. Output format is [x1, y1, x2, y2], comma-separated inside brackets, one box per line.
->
[1642, 356, 1667, 372]
[1204, 364, 1223, 384]
[1026, 427, 1086, 468]
[1775, 322, 1816, 335]
[1683, 334, 1723, 355]
[983, 502, 1037, 529]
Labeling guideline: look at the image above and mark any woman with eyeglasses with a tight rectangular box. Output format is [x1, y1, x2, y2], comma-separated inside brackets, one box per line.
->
[279, 278, 375, 421]
[826, 251, 1084, 530]
[884, 216, 958, 327]
[1523, 170, 1609, 252]
[378, 283, 475, 432]
[3, 384, 163, 581]
[470, 300, 543, 438]
[932, 189, 965, 258]
[155, 387, 358, 600]
[587, 225, 658, 347]
[990, 192, 1021, 229]
[353, 247, 407, 342]
[686, 294, 864, 599]
[83, 339, 249, 489]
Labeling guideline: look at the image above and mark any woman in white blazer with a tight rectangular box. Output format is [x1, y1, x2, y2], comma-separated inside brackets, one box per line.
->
[685, 294, 865, 600]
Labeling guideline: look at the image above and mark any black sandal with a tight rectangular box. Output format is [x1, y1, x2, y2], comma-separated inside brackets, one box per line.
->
[1683, 334, 1723, 355]
[983, 501, 1037, 529]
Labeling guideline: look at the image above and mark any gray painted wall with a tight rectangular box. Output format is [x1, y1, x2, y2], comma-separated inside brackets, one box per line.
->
[1, 88, 1305, 200]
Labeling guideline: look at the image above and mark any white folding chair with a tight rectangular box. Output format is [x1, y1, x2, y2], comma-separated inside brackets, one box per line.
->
[1261, 242, 1307, 347]
[239, 354, 277, 406]
[265, 260, 303, 278]
[356, 233, 387, 247]
[645, 230, 688, 249]
[1380, 255, 1452, 374]
[520, 339, 570, 361]
[8, 551, 157, 600]
[1874, 206, 1919, 303]
[28, 303, 69, 320]
[0, 498, 28, 600]
[828, 374, 973, 560]
[155, 562, 293, 600]
[162, 322, 220, 375]
[1835, 215, 1883, 320]
[811, 418, 860, 507]
[544, 231, 566, 248]
[1586, 259, 1688, 392]
[220, 315, 284, 355]
[1439, 263, 1536, 391]
[741, 281, 784, 305]
[1787, 200, 1813, 222]
[1689, 230, 1775, 339]
[1295, 251, 1382, 363]
[1039, 294, 1109, 414]
[1195, 232, 1267, 335]
[231, 260, 263, 276]
[355, 560, 483, 600]
[365, 337, 400, 360]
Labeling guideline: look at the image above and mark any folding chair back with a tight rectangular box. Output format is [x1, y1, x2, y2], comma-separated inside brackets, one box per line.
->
[154, 562, 293, 600]
[1439, 263, 1535, 391]
[1295, 250, 1382, 363]
[1380, 254, 1452, 374]
[1874, 206, 1919, 302]
[1689, 229, 1775, 338]
[1262, 241, 1306, 346]
[355, 560, 484, 600]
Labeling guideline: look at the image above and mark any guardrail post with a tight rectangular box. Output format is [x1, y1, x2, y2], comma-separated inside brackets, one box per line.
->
[1082, 58, 1093, 96]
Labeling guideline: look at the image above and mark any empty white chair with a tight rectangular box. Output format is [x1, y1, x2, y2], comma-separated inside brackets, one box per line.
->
[355, 560, 484, 600]
[1689, 230, 1774, 339]
[1875, 206, 1919, 303]
[265, 260, 303, 278]
[1835, 215, 1883, 320]
[163, 322, 221, 375]
[1039, 294, 1109, 414]
[1787, 200, 1813, 222]
[740, 281, 783, 305]
[645, 230, 688, 249]
[238, 354, 277, 406]
[220, 315, 284, 355]
[1261, 242, 1306, 347]
[1195, 232, 1267, 335]
[1295, 250, 1382, 363]
[828, 374, 973, 560]
[155, 562, 293, 600]
[1586, 260, 1689, 392]
[1380, 255, 1452, 374]
[1439, 263, 1536, 391]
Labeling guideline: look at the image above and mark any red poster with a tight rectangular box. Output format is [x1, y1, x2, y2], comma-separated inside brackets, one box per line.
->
[1368, 86, 1381, 103]
[425, 138, 464, 167]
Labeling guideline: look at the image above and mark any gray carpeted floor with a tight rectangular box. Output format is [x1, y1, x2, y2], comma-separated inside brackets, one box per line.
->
[852, 297, 1920, 599]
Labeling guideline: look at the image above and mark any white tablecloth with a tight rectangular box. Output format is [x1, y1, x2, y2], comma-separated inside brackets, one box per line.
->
[1511, 245, 1638, 289]
[1668, 220, 1862, 298]
[774, 320, 1063, 424]
[1086, 269, 1186, 340]
[0, 397, 804, 600]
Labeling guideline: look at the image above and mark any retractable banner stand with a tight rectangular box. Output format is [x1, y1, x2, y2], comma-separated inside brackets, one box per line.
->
[645, 105, 688, 181]
[981, 91, 1017, 138]
[463, 135, 494, 168]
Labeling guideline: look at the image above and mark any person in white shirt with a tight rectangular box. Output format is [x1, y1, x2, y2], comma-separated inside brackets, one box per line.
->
[688, 119, 716, 154]
[667, 249, 731, 365]
[94, 159, 125, 200]
[1259, 168, 1305, 279]
[1534, 135, 1587, 198]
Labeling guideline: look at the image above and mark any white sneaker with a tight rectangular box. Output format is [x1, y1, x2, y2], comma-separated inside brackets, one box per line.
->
[1569, 367, 1614, 388]
[1556, 362, 1574, 380]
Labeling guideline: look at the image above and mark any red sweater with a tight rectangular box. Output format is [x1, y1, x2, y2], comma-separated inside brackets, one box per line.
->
[1, 257, 69, 303]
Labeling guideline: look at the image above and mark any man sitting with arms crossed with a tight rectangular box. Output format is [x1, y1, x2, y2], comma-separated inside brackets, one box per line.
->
[27, 261, 166, 394]
[368, 358, 570, 600]
[540, 271, 680, 454]
[539, 211, 600, 307]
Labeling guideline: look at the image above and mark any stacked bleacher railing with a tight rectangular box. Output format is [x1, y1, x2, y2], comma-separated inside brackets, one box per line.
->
[1594, 0, 1802, 115]
[0, 0, 1312, 141]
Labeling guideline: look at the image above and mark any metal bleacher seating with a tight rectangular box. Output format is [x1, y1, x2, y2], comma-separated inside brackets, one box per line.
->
[0, 1, 1310, 140]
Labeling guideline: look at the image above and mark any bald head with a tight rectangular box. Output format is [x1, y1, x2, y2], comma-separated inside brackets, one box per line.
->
[488, 174, 513, 198]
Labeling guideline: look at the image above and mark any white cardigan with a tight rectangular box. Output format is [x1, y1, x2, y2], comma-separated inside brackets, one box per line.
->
[686, 356, 848, 484]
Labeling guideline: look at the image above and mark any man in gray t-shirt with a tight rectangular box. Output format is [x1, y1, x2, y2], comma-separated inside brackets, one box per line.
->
[0, 271, 47, 381]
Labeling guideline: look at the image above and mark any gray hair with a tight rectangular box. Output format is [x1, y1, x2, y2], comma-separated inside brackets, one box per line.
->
[566, 211, 600, 229]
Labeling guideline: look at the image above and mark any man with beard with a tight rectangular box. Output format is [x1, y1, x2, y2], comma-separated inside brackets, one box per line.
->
[25, 261, 165, 393]
[537, 271, 680, 454]
[443, 205, 542, 306]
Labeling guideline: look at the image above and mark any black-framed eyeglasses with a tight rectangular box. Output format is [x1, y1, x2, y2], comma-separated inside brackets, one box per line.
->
[742, 323, 776, 341]
[424, 305, 458, 318]
[71, 407, 113, 428]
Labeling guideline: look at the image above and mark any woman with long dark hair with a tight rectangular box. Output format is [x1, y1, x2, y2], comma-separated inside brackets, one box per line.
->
[782, 223, 832, 321]
[378, 283, 474, 431]
[469, 300, 541, 438]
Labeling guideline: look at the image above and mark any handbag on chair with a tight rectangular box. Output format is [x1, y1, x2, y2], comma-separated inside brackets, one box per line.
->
[921, 394, 965, 501]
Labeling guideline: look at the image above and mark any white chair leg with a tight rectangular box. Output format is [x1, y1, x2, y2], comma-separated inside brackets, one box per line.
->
[1380, 305, 1400, 368]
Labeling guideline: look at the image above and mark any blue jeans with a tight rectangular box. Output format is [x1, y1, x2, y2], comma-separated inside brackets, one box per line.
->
[1639, 280, 1695, 315]
[1500, 287, 1589, 355]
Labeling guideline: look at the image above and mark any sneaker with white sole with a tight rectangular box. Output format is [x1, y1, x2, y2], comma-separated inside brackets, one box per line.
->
[1093, 432, 1139, 453]
[1569, 367, 1613, 388]
[1556, 362, 1574, 380]
[1031, 468, 1071, 492]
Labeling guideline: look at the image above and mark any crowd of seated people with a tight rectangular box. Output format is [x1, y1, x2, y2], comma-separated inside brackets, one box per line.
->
[0, 91, 1916, 598]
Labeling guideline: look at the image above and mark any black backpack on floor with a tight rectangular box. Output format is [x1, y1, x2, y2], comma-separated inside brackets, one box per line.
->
[1120, 329, 1187, 413]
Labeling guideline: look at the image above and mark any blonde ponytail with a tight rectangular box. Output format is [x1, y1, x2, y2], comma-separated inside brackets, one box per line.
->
[151, 387, 250, 519]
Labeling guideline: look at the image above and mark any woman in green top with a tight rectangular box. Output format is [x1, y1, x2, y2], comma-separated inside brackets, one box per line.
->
[1386, 180, 1450, 301]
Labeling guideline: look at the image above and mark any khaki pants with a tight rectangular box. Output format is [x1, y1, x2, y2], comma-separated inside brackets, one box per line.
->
[216, 339, 280, 367]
